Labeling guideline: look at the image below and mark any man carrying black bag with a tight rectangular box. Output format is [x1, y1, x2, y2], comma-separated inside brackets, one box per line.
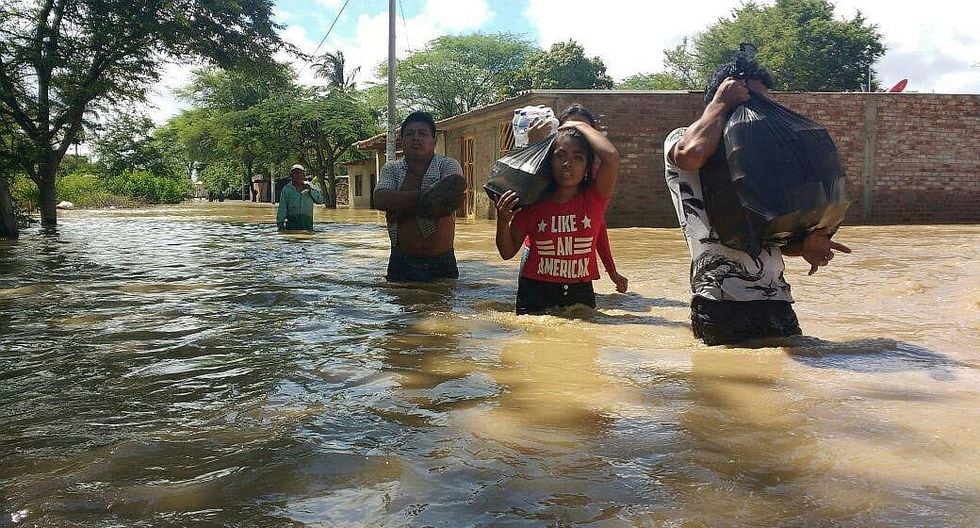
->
[664, 50, 851, 345]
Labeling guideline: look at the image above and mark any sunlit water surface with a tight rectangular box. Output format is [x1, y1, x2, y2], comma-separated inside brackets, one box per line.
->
[1, 201, 978, 527]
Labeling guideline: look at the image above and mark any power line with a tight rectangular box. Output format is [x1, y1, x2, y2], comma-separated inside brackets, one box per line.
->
[298, 0, 352, 76]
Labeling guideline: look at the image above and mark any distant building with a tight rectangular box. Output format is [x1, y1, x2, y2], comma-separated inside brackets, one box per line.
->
[251, 174, 270, 202]
[342, 159, 377, 209]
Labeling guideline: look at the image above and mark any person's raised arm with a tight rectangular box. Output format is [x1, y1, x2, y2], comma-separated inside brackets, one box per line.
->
[308, 186, 324, 205]
[562, 121, 619, 198]
[670, 78, 749, 171]
[494, 191, 525, 260]
[373, 163, 420, 213]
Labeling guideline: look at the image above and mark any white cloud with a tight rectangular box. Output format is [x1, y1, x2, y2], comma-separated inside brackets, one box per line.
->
[420, 0, 493, 33]
[833, 0, 980, 93]
[275, 0, 494, 89]
[339, 0, 493, 83]
[525, 0, 730, 81]
[524, 0, 980, 93]
[145, 61, 195, 125]
[314, 0, 344, 10]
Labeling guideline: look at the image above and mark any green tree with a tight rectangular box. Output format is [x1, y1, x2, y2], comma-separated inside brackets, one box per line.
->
[617, 72, 693, 90]
[663, 37, 703, 89]
[151, 118, 196, 181]
[0, 112, 26, 238]
[516, 40, 614, 90]
[198, 160, 243, 198]
[258, 88, 379, 208]
[664, 0, 885, 91]
[178, 65, 293, 111]
[164, 109, 222, 175]
[384, 33, 537, 119]
[92, 112, 173, 177]
[315, 50, 360, 92]
[177, 66, 294, 199]
[0, 0, 283, 233]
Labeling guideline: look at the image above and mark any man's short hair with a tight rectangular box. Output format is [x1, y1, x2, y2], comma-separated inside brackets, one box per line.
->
[400, 111, 437, 138]
[704, 59, 774, 104]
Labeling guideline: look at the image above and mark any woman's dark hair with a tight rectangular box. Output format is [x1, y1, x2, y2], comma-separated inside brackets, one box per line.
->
[541, 127, 597, 190]
[558, 103, 599, 128]
[400, 110, 437, 137]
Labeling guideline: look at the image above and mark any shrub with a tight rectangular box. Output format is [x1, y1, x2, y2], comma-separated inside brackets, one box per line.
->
[101, 170, 191, 204]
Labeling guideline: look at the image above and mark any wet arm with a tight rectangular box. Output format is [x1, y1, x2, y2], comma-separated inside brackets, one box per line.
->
[308, 187, 324, 204]
[494, 190, 524, 260]
[496, 223, 525, 260]
[373, 188, 420, 213]
[596, 226, 615, 274]
[671, 78, 748, 170]
[373, 164, 419, 213]
[565, 121, 619, 198]
[783, 228, 852, 275]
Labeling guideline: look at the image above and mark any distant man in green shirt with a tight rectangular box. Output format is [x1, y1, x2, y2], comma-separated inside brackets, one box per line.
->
[276, 164, 324, 231]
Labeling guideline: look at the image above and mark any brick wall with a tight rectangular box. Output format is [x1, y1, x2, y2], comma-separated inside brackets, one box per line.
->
[439, 91, 980, 226]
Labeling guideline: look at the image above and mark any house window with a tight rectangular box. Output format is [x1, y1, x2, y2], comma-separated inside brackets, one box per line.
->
[354, 174, 363, 197]
[498, 122, 515, 152]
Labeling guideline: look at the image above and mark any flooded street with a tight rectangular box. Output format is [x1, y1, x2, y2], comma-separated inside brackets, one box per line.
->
[1, 201, 978, 527]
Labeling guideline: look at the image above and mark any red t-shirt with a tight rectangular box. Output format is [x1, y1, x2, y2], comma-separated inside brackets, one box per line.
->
[513, 185, 610, 283]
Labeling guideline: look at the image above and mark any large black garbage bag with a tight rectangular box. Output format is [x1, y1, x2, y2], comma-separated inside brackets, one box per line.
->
[483, 134, 556, 208]
[700, 92, 851, 257]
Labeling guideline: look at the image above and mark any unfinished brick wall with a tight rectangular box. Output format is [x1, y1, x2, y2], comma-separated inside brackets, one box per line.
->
[440, 91, 980, 226]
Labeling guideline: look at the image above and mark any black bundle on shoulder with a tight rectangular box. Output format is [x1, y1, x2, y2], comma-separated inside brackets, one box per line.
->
[700, 91, 851, 256]
[483, 134, 556, 208]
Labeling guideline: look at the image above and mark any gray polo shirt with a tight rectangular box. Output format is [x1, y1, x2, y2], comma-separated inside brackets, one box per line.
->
[376, 154, 463, 246]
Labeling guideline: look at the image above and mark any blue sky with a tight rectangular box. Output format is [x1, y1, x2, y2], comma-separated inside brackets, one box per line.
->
[148, 0, 980, 123]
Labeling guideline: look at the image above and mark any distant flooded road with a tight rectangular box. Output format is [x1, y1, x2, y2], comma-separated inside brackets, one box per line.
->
[1, 201, 978, 527]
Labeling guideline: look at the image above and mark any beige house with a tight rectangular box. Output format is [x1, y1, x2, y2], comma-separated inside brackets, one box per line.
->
[342, 159, 377, 209]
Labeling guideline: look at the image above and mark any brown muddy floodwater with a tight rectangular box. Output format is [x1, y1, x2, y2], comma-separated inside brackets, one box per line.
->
[1, 201, 978, 527]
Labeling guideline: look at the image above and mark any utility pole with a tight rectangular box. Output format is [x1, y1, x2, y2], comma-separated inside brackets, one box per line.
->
[385, 0, 396, 163]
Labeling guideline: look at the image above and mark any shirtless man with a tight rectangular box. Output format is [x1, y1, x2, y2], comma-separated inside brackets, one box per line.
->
[374, 111, 465, 282]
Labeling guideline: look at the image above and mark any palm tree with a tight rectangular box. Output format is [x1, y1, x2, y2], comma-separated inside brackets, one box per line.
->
[314, 50, 360, 92]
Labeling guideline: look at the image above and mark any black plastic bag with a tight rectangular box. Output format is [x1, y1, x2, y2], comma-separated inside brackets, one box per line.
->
[700, 92, 850, 256]
[483, 134, 556, 208]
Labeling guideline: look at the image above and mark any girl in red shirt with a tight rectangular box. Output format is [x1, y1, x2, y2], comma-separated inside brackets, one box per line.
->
[529, 104, 628, 293]
[495, 121, 620, 314]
